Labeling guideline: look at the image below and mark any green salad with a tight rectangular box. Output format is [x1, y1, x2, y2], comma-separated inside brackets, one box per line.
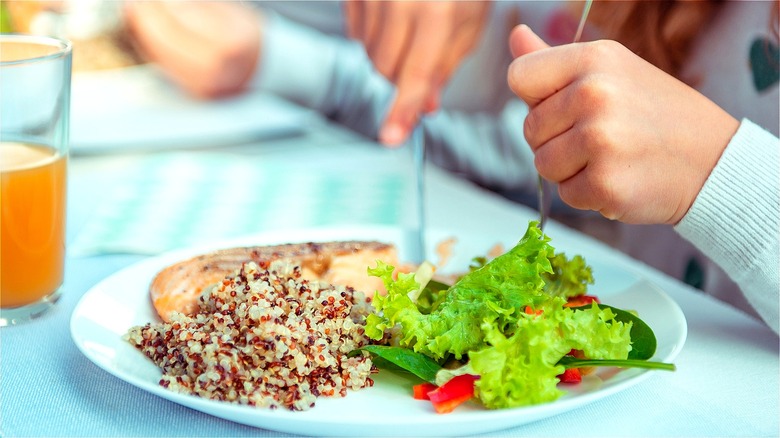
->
[355, 221, 674, 412]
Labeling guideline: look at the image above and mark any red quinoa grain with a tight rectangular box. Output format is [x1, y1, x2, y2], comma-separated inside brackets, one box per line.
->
[125, 260, 374, 411]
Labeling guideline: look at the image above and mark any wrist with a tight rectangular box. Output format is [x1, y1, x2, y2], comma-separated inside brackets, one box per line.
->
[675, 106, 740, 225]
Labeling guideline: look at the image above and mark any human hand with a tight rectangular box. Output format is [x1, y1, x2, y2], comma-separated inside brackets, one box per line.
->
[507, 25, 739, 225]
[123, 1, 261, 99]
[345, 0, 490, 146]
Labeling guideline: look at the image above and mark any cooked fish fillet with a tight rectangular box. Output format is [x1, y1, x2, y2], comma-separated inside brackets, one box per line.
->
[150, 241, 402, 322]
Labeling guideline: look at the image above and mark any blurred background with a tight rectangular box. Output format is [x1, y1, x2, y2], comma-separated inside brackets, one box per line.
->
[1, 0, 140, 71]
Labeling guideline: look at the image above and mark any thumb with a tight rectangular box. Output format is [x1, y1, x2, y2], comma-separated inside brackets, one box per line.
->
[509, 24, 550, 58]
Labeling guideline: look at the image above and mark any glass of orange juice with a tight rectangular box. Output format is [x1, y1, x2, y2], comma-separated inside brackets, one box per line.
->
[1, 34, 72, 326]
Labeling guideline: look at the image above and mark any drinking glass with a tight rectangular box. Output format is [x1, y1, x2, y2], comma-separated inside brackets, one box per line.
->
[1, 34, 72, 326]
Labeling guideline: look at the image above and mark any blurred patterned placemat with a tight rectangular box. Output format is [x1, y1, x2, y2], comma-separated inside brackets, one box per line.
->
[70, 150, 413, 256]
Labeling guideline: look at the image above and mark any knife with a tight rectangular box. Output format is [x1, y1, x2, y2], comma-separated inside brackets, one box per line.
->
[411, 122, 426, 264]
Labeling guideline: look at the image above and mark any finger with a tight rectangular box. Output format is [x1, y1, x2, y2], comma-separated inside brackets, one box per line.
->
[367, 3, 413, 81]
[409, 25, 473, 115]
[557, 147, 657, 223]
[508, 25, 590, 108]
[418, 17, 483, 114]
[419, 51, 458, 114]
[379, 14, 453, 145]
[558, 163, 639, 222]
[360, 1, 383, 54]
[557, 168, 606, 214]
[509, 24, 548, 58]
[428, 21, 480, 90]
[343, 0, 362, 40]
[378, 97, 418, 146]
[421, 2, 488, 114]
[422, 88, 440, 114]
[532, 124, 588, 183]
[522, 81, 578, 150]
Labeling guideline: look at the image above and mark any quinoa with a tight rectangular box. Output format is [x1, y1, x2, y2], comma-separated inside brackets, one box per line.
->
[125, 259, 376, 411]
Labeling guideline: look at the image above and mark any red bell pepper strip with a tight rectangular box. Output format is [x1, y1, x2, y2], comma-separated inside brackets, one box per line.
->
[524, 305, 543, 316]
[430, 392, 473, 414]
[564, 295, 600, 308]
[412, 382, 438, 400]
[425, 374, 480, 414]
[558, 368, 582, 383]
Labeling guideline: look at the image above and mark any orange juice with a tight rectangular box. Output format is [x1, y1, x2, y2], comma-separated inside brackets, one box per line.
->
[0, 142, 67, 308]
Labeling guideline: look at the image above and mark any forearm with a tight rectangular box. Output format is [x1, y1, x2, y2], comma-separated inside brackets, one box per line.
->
[676, 119, 780, 334]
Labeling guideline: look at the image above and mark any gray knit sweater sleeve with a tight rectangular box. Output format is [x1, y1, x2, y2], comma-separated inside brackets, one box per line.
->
[676, 119, 780, 334]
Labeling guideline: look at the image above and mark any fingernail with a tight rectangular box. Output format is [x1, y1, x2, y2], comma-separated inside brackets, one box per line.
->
[379, 124, 407, 147]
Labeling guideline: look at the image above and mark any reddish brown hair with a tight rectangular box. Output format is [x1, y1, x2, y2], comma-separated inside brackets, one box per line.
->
[587, 1, 725, 77]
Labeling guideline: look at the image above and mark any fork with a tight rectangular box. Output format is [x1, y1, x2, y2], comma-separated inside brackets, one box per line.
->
[537, 0, 592, 232]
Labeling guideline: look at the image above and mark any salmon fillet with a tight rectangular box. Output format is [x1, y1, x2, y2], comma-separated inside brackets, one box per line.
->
[149, 241, 402, 322]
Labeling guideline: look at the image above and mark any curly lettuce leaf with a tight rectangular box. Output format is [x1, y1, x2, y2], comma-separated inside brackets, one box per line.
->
[366, 222, 595, 360]
[361, 221, 665, 409]
[543, 253, 594, 298]
[453, 303, 633, 408]
[415, 279, 449, 315]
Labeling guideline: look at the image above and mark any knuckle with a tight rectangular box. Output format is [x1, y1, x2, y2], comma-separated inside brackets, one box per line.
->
[577, 121, 601, 148]
[573, 75, 613, 109]
[581, 40, 623, 66]
[600, 39, 629, 56]
[576, 43, 601, 70]
[578, 119, 617, 155]
[575, 40, 628, 82]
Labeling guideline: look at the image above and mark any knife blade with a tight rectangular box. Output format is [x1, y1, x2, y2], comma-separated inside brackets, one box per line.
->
[411, 123, 426, 264]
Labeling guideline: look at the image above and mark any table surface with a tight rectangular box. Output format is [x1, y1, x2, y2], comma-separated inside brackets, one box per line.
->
[2, 96, 778, 438]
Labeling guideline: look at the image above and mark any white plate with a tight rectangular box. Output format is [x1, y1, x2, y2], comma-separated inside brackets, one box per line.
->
[70, 226, 687, 437]
[70, 65, 312, 154]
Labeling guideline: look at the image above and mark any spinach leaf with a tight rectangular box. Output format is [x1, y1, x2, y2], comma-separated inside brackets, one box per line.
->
[353, 345, 442, 383]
